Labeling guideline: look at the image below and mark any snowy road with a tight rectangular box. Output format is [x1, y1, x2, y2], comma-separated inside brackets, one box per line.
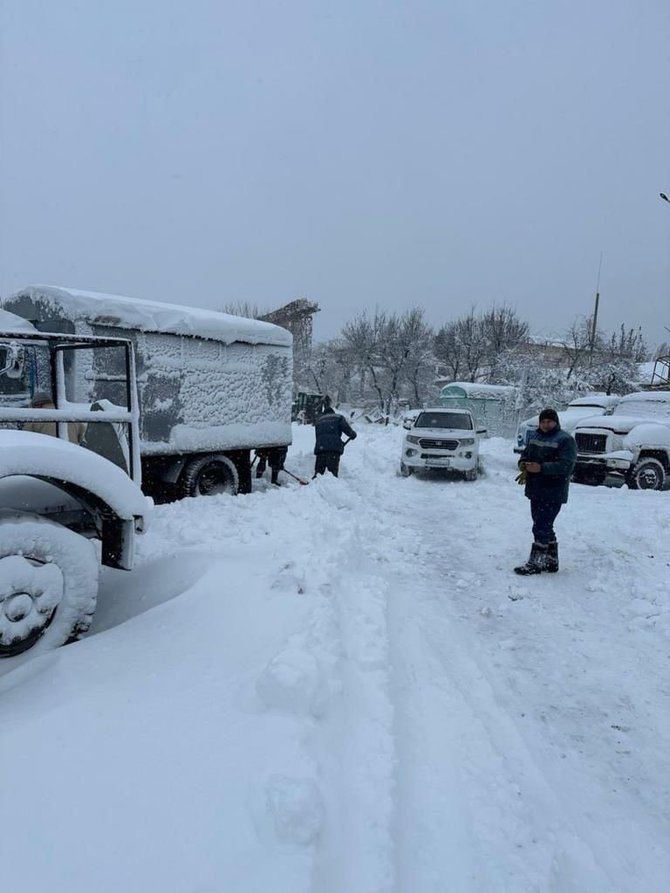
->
[3, 422, 670, 892]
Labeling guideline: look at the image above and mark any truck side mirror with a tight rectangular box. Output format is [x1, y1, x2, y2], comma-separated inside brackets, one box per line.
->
[476, 427, 487, 435]
[0, 342, 25, 379]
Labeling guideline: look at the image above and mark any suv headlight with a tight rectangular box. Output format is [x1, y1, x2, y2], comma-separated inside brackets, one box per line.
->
[406, 435, 420, 444]
[459, 438, 475, 446]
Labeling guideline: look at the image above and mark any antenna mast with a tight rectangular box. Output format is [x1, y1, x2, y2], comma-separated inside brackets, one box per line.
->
[589, 252, 603, 365]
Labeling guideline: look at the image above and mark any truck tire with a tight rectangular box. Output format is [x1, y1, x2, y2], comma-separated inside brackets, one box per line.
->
[627, 457, 667, 491]
[179, 454, 239, 497]
[399, 462, 412, 477]
[0, 513, 99, 658]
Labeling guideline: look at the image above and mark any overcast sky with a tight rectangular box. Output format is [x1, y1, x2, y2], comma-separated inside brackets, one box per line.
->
[1, 1, 669, 347]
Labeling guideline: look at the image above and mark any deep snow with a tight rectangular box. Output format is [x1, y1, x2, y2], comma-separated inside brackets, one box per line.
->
[2, 422, 669, 892]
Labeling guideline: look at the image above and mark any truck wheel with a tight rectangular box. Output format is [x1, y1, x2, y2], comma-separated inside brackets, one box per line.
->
[180, 454, 239, 497]
[627, 458, 667, 491]
[0, 513, 99, 658]
[464, 468, 478, 481]
[399, 462, 412, 477]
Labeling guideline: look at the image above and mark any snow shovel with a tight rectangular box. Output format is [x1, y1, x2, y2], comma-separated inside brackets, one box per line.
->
[282, 467, 309, 486]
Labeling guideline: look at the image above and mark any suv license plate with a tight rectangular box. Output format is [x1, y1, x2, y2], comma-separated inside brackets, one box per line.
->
[429, 457, 450, 466]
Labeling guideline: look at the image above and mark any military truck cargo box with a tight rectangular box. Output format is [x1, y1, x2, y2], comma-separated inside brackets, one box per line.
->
[4, 285, 293, 498]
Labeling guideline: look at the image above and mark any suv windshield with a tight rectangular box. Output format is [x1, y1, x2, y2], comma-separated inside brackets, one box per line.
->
[415, 411, 473, 430]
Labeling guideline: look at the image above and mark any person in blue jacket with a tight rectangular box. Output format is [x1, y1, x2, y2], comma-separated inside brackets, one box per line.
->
[313, 399, 357, 478]
[514, 407, 577, 575]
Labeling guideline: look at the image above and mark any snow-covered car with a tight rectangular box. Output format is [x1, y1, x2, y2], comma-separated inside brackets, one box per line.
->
[400, 407, 484, 480]
[573, 391, 670, 490]
[513, 395, 620, 453]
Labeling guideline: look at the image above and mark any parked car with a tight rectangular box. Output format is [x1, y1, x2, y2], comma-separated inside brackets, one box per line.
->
[573, 391, 670, 490]
[514, 395, 620, 453]
[400, 407, 485, 481]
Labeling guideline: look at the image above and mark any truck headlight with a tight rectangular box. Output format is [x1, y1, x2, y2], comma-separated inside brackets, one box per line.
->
[406, 435, 420, 444]
[459, 438, 475, 446]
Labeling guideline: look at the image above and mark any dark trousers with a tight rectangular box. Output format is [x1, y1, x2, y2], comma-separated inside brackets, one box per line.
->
[530, 500, 562, 545]
[314, 451, 341, 477]
[255, 447, 287, 484]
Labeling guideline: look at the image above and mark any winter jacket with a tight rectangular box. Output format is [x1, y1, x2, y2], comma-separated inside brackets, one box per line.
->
[23, 418, 86, 444]
[313, 409, 357, 455]
[519, 425, 576, 504]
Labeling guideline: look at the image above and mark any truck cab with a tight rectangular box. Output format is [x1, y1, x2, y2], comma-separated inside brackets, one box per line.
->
[0, 311, 150, 658]
[573, 391, 670, 490]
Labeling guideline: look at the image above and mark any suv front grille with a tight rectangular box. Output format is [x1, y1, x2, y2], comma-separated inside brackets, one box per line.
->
[419, 438, 459, 450]
[576, 432, 607, 454]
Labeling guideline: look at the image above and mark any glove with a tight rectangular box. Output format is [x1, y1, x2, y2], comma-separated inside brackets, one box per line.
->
[515, 467, 527, 485]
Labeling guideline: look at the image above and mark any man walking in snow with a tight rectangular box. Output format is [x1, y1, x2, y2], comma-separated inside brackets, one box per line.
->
[514, 407, 576, 575]
[313, 399, 357, 478]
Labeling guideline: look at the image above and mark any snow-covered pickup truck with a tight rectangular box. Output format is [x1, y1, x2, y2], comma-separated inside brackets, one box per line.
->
[0, 310, 151, 657]
[514, 394, 620, 454]
[573, 391, 670, 490]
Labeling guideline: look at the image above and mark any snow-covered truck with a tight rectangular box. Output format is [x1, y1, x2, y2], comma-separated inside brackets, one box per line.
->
[3, 285, 293, 498]
[573, 390, 670, 490]
[0, 308, 150, 657]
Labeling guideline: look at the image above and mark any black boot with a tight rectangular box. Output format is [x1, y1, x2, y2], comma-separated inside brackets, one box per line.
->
[545, 540, 559, 573]
[514, 542, 548, 575]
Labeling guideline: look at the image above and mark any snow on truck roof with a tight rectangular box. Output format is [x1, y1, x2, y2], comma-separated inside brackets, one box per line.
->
[0, 308, 37, 334]
[7, 285, 293, 348]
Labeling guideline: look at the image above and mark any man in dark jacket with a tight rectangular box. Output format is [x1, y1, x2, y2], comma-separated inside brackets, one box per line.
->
[313, 402, 357, 478]
[514, 407, 576, 575]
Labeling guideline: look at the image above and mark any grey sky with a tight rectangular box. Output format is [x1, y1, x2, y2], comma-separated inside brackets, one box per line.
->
[1, 1, 669, 347]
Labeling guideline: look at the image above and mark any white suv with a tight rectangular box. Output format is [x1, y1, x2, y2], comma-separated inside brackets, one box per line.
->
[400, 407, 484, 481]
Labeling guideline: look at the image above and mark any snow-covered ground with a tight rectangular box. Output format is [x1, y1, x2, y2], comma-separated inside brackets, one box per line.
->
[3, 422, 670, 893]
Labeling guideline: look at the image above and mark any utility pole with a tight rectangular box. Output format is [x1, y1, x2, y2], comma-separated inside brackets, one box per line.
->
[589, 252, 603, 366]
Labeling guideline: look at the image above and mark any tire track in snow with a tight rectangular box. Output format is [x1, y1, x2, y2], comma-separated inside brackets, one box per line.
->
[135, 477, 395, 893]
[366, 459, 670, 892]
[343, 464, 619, 891]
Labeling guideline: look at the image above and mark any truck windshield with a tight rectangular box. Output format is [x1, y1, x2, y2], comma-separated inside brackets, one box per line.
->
[415, 412, 473, 430]
[614, 400, 670, 418]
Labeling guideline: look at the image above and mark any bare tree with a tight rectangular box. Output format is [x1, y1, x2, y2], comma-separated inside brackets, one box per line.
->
[481, 306, 529, 377]
[306, 339, 352, 402]
[341, 311, 384, 406]
[338, 308, 434, 418]
[560, 316, 600, 378]
[401, 308, 435, 405]
[434, 307, 527, 384]
[434, 322, 465, 381]
[606, 324, 648, 363]
[219, 300, 265, 319]
[434, 312, 486, 383]
[455, 311, 488, 382]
